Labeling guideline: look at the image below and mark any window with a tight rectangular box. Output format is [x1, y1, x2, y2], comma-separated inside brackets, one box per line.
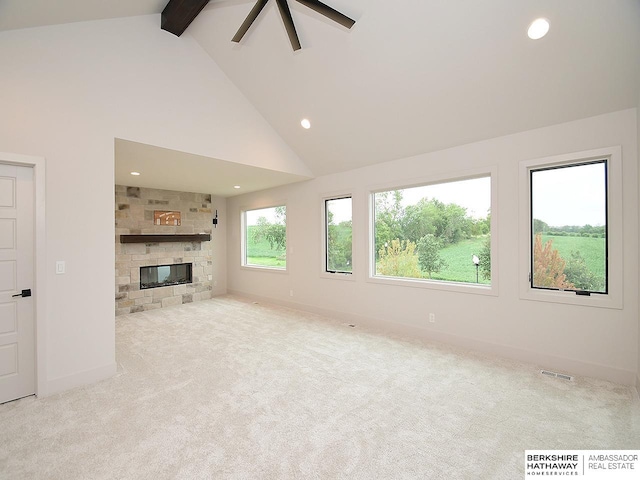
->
[530, 161, 607, 294]
[325, 197, 352, 274]
[372, 175, 491, 287]
[243, 205, 286, 269]
[519, 146, 622, 309]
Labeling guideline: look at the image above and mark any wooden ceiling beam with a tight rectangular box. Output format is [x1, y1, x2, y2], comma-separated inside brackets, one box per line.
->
[161, 0, 210, 37]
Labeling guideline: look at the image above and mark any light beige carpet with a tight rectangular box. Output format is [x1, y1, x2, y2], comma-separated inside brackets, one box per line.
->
[1, 295, 639, 479]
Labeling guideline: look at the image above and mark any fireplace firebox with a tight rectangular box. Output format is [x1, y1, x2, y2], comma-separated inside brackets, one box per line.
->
[140, 263, 192, 290]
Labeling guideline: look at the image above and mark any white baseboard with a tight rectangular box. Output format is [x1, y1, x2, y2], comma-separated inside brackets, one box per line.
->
[41, 362, 117, 397]
[636, 374, 640, 399]
[228, 290, 637, 386]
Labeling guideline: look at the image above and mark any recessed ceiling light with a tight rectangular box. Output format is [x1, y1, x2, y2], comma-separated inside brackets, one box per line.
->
[234, 185, 241, 189]
[300, 118, 311, 129]
[130, 171, 141, 176]
[528, 18, 549, 40]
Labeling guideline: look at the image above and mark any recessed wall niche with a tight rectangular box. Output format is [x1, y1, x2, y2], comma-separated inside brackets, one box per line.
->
[115, 185, 213, 315]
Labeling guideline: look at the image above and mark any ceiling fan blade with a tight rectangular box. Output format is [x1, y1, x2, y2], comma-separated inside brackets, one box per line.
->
[294, 0, 355, 29]
[232, 0, 269, 43]
[275, 0, 302, 51]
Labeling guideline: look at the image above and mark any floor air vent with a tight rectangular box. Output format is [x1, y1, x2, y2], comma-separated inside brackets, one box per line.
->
[540, 370, 574, 381]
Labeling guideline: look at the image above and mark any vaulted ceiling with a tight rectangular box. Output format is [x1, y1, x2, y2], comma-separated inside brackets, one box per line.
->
[2, 0, 639, 189]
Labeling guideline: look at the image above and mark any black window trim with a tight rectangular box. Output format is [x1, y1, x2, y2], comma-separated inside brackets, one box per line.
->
[528, 158, 608, 296]
[325, 196, 353, 275]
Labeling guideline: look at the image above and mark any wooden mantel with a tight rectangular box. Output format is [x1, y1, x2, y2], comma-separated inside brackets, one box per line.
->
[119, 234, 211, 244]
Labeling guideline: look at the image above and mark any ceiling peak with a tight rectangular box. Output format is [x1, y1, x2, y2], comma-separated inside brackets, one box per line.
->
[161, 0, 210, 37]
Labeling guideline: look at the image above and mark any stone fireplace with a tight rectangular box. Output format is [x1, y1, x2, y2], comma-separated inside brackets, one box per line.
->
[140, 263, 193, 290]
[115, 185, 213, 315]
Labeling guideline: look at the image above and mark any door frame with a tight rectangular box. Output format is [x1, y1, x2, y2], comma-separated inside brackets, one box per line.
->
[0, 152, 46, 397]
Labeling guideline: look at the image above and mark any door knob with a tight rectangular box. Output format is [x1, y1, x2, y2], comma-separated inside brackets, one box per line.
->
[12, 289, 31, 298]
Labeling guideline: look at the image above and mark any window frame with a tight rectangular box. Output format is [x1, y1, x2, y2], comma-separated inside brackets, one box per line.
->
[529, 159, 608, 295]
[519, 147, 622, 309]
[367, 168, 498, 296]
[322, 195, 354, 277]
[241, 203, 288, 273]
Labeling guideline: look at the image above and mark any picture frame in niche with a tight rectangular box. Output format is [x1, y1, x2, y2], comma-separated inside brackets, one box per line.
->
[154, 210, 181, 226]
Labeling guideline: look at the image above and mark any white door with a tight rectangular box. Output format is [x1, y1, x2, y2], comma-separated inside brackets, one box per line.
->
[0, 164, 35, 404]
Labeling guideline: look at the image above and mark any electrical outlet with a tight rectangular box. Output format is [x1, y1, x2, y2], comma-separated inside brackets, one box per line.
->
[290, 290, 294, 297]
[429, 313, 436, 323]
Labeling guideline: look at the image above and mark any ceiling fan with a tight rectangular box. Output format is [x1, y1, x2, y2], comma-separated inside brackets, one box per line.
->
[232, 0, 356, 51]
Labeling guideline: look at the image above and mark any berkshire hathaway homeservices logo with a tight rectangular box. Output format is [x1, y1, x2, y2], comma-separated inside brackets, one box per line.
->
[525, 450, 639, 479]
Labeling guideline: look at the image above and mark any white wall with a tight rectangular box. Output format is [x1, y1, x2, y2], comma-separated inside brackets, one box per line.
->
[211, 196, 228, 297]
[637, 101, 640, 394]
[0, 15, 304, 395]
[227, 109, 639, 385]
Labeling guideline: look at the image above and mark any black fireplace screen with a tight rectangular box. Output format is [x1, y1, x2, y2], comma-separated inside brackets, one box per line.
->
[140, 263, 193, 290]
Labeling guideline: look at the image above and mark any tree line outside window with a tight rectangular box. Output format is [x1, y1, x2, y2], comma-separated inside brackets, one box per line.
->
[242, 161, 608, 298]
[372, 176, 491, 285]
[530, 160, 607, 294]
[244, 205, 287, 269]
